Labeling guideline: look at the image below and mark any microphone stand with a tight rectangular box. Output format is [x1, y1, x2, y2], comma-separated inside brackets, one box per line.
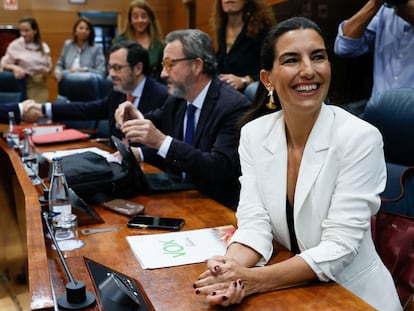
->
[24, 160, 49, 203]
[42, 212, 96, 309]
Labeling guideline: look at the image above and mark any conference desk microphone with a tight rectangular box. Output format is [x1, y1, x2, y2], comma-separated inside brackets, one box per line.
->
[36, 174, 49, 204]
[42, 212, 96, 310]
[23, 160, 49, 204]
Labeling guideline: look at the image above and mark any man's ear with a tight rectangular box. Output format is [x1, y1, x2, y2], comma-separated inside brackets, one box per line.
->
[133, 62, 143, 76]
[193, 58, 204, 75]
[260, 69, 274, 90]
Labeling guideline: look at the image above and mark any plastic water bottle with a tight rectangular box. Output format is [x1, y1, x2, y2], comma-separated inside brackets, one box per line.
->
[49, 157, 72, 215]
[7, 111, 20, 149]
[21, 128, 39, 179]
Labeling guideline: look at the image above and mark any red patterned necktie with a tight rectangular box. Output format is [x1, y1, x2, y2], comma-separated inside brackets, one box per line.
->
[127, 95, 136, 103]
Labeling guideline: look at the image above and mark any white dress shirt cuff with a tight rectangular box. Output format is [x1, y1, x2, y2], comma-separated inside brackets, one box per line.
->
[157, 135, 172, 158]
[44, 102, 52, 119]
[132, 146, 144, 162]
[18, 103, 24, 119]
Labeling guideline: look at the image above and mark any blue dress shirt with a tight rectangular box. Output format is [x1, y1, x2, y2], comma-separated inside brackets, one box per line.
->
[334, 6, 414, 97]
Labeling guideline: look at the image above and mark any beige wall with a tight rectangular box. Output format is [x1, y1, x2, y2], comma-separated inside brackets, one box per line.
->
[0, 0, 281, 101]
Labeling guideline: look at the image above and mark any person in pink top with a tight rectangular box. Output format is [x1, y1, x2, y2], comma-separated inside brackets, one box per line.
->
[1, 16, 52, 102]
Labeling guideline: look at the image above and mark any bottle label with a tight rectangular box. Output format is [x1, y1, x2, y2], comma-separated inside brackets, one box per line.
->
[51, 204, 72, 215]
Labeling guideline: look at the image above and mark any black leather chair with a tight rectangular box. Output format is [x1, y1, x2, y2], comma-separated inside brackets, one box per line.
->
[364, 88, 414, 166]
[364, 88, 414, 216]
[57, 72, 105, 131]
[0, 71, 25, 104]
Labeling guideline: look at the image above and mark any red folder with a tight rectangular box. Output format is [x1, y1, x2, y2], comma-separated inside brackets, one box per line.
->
[15, 124, 65, 139]
[32, 129, 89, 144]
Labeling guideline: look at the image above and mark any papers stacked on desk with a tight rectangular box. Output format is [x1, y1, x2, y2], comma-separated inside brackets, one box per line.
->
[42, 147, 121, 164]
[126, 225, 235, 269]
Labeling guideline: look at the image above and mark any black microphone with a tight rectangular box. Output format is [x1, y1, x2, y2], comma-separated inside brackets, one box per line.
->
[42, 212, 96, 309]
[23, 160, 49, 203]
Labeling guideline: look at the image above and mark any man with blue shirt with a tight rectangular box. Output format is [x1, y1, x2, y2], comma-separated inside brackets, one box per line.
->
[334, 0, 414, 114]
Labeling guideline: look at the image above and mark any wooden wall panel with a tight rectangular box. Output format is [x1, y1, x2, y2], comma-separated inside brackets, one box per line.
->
[195, 1, 214, 28]
[166, 0, 188, 31]
[0, 0, 277, 102]
[0, 0, 133, 101]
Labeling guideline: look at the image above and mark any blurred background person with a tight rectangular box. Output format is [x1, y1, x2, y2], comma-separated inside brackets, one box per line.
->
[54, 16, 106, 82]
[0, 16, 52, 103]
[114, 0, 164, 82]
[210, 0, 275, 92]
[334, 0, 414, 116]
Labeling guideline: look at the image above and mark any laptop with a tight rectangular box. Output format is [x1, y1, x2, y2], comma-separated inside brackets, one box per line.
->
[111, 135, 196, 193]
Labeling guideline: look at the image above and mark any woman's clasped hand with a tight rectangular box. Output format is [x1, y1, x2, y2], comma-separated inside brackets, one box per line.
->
[194, 256, 247, 306]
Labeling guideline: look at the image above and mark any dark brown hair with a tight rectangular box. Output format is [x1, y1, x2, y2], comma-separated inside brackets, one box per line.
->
[72, 17, 95, 46]
[239, 17, 328, 127]
[19, 16, 46, 54]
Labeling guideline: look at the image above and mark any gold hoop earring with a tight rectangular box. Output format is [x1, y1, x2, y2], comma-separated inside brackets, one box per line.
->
[266, 89, 277, 110]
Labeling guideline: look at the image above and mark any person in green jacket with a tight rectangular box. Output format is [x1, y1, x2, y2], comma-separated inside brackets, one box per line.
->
[114, 0, 164, 82]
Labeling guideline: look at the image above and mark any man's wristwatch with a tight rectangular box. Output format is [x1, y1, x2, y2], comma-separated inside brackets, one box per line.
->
[241, 75, 253, 88]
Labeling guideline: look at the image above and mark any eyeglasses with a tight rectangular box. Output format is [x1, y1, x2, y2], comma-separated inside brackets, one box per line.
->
[161, 57, 195, 73]
[108, 64, 130, 72]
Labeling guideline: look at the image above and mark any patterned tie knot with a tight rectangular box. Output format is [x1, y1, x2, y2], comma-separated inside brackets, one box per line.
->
[127, 95, 136, 103]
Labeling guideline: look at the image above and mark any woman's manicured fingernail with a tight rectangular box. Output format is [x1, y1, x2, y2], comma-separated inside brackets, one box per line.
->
[195, 289, 200, 294]
[233, 281, 237, 287]
[222, 296, 228, 301]
[211, 291, 216, 296]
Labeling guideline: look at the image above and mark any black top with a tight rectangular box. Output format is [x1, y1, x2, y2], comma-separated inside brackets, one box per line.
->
[286, 196, 300, 254]
[216, 23, 268, 82]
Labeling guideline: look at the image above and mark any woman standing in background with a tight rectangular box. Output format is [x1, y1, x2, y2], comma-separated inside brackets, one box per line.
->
[1, 16, 52, 102]
[114, 0, 164, 81]
[210, 0, 275, 91]
[54, 17, 106, 82]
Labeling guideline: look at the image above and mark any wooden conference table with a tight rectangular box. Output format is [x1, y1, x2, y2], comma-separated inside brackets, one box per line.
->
[0, 128, 375, 311]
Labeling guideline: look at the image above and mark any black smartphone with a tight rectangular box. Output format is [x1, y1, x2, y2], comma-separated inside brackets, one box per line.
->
[127, 216, 185, 230]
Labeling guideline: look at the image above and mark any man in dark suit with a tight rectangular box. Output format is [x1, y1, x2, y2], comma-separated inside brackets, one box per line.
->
[24, 41, 168, 138]
[115, 29, 250, 208]
[0, 100, 41, 123]
[0, 102, 22, 124]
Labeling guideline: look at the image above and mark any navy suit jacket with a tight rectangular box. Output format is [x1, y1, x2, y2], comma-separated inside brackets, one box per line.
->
[142, 77, 250, 208]
[0, 103, 20, 124]
[51, 77, 168, 138]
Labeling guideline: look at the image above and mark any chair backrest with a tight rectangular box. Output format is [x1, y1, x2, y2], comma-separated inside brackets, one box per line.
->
[244, 81, 259, 103]
[101, 76, 113, 98]
[58, 72, 104, 102]
[57, 73, 105, 131]
[363, 88, 414, 166]
[0, 71, 24, 104]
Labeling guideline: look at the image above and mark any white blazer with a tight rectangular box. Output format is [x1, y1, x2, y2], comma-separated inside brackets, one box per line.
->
[231, 104, 402, 310]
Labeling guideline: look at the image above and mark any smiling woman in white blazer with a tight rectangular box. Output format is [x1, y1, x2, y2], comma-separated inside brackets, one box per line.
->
[194, 17, 402, 310]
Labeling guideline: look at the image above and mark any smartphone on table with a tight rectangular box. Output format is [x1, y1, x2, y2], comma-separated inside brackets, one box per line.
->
[127, 215, 185, 230]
